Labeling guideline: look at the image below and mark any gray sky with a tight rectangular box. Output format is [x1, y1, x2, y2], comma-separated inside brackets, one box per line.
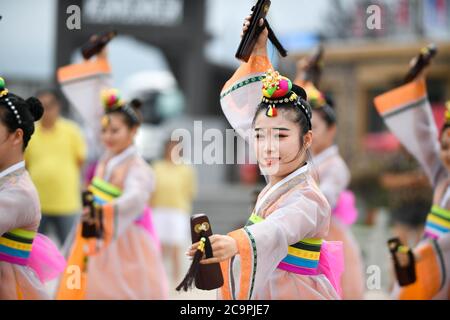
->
[0, 0, 328, 83]
[0, 0, 56, 80]
[206, 0, 329, 66]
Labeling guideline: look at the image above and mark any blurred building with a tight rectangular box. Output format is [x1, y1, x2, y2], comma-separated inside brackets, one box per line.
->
[287, 0, 450, 171]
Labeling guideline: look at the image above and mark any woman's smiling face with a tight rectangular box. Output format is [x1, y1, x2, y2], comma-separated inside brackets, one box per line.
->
[253, 109, 312, 181]
[101, 113, 137, 155]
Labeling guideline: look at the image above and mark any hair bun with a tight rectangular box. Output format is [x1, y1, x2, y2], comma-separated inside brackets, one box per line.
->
[292, 84, 308, 101]
[262, 70, 293, 99]
[325, 94, 335, 109]
[26, 97, 44, 121]
[130, 98, 142, 110]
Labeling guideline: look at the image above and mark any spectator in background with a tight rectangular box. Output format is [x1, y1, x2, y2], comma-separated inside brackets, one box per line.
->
[380, 145, 433, 247]
[151, 139, 197, 282]
[25, 89, 86, 246]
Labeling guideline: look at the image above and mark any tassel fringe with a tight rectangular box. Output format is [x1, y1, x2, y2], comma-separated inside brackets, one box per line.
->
[176, 234, 212, 292]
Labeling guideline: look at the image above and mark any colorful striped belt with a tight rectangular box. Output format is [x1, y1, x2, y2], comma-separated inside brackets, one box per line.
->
[424, 205, 450, 240]
[88, 176, 145, 228]
[246, 213, 322, 275]
[88, 177, 122, 204]
[0, 228, 36, 266]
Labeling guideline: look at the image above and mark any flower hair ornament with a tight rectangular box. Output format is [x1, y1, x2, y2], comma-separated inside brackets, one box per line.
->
[303, 81, 336, 123]
[261, 69, 312, 129]
[0, 77, 8, 98]
[101, 88, 124, 110]
[0, 77, 22, 125]
[101, 88, 139, 127]
[439, 100, 450, 139]
[445, 101, 450, 127]
[303, 82, 326, 109]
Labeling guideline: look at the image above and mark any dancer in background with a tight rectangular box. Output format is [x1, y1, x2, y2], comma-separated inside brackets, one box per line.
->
[374, 62, 450, 299]
[380, 145, 432, 248]
[55, 49, 168, 299]
[295, 63, 365, 299]
[0, 77, 65, 299]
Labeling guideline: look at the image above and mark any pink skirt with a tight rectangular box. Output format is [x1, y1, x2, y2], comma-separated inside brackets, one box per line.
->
[134, 206, 161, 251]
[333, 190, 358, 226]
[28, 233, 66, 283]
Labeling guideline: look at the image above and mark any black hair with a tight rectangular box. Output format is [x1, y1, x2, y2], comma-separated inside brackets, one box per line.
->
[105, 99, 143, 128]
[0, 93, 44, 150]
[313, 105, 336, 128]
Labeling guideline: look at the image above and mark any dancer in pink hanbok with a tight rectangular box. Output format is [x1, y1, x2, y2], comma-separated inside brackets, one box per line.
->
[0, 77, 65, 299]
[55, 49, 168, 300]
[187, 17, 344, 300]
[293, 77, 365, 299]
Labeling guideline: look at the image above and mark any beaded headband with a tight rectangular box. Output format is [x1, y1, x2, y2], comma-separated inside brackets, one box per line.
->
[260, 70, 311, 129]
[0, 77, 23, 125]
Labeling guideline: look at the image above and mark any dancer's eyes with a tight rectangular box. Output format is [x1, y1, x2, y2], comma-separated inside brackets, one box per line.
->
[255, 133, 287, 139]
[255, 132, 265, 139]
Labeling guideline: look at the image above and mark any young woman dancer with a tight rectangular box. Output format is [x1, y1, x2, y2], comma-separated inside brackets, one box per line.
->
[374, 67, 450, 300]
[55, 51, 168, 299]
[294, 74, 365, 299]
[187, 17, 343, 300]
[0, 77, 65, 299]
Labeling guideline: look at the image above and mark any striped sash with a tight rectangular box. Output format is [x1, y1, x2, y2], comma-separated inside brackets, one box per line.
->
[246, 213, 322, 274]
[87, 176, 149, 236]
[88, 177, 122, 204]
[0, 228, 36, 266]
[424, 205, 450, 240]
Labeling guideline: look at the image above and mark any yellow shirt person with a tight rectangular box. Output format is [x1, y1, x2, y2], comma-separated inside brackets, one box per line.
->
[150, 140, 197, 281]
[24, 89, 86, 245]
[151, 160, 197, 214]
[25, 119, 86, 215]
[25, 119, 86, 214]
